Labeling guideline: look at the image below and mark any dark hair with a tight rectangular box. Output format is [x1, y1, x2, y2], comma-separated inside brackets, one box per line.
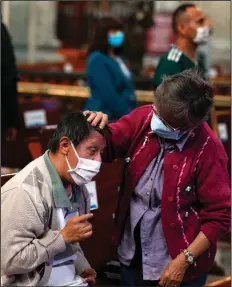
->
[172, 3, 195, 33]
[88, 17, 124, 56]
[48, 112, 110, 153]
[155, 69, 214, 127]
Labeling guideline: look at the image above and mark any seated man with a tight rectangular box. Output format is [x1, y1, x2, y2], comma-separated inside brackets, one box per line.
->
[1, 112, 109, 286]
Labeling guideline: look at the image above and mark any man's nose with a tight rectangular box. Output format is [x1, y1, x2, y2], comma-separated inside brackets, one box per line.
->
[94, 152, 102, 162]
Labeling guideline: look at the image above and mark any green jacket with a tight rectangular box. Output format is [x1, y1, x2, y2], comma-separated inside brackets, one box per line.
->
[154, 46, 206, 88]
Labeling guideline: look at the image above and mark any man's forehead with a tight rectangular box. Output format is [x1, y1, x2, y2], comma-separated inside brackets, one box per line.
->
[84, 131, 105, 144]
[186, 6, 205, 20]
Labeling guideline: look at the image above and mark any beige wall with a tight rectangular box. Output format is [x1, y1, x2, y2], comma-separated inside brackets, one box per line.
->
[192, 1, 230, 69]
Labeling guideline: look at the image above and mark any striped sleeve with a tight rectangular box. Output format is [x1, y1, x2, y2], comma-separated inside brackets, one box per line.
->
[154, 49, 182, 88]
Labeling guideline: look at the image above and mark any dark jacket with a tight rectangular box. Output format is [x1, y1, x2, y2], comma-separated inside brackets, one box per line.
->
[104, 105, 231, 282]
[1, 22, 20, 132]
[85, 51, 136, 121]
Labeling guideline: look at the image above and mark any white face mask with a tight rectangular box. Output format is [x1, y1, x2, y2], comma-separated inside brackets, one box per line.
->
[193, 27, 210, 45]
[65, 142, 101, 186]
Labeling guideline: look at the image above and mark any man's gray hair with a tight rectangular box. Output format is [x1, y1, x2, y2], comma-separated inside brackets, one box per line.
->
[154, 69, 214, 127]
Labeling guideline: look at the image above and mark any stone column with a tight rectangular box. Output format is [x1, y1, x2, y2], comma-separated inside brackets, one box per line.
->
[27, 1, 37, 64]
[35, 1, 61, 49]
[9, 1, 64, 64]
[155, 1, 181, 13]
[2, 1, 11, 28]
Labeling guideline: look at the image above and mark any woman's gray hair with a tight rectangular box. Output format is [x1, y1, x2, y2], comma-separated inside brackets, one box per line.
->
[154, 69, 214, 126]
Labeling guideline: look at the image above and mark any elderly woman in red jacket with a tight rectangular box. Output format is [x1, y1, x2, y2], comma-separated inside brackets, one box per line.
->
[84, 70, 231, 287]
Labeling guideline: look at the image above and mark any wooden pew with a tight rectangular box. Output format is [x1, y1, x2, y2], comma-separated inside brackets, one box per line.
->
[17, 82, 231, 106]
[18, 68, 231, 94]
[1, 96, 62, 168]
[211, 108, 231, 177]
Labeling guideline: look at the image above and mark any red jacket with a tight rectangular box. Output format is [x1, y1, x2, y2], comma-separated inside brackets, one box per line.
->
[105, 105, 231, 282]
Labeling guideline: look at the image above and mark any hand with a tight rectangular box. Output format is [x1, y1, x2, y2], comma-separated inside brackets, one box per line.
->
[81, 268, 97, 285]
[61, 213, 93, 244]
[159, 254, 189, 287]
[83, 110, 108, 129]
[5, 128, 18, 141]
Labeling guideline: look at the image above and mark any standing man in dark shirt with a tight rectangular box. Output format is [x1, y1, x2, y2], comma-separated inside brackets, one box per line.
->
[1, 21, 20, 141]
[154, 3, 212, 88]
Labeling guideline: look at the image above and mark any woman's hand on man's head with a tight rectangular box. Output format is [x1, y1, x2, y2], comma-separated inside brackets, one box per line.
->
[83, 111, 108, 129]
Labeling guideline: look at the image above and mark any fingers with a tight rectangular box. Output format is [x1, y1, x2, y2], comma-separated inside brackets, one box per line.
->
[159, 278, 180, 287]
[85, 112, 98, 124]
[83, 110, 108, 129]
[91, 112, 105, 127]
[83, 110, 91, 116]
[83, 276, 96, 285]
[81, 268, 97, 279]
[100, 113, 108, 129]
[80, 230, 93, 240]
[74, 213, 94, 223]
[159, 275, 166, 287]
[81, 223, 93, 234]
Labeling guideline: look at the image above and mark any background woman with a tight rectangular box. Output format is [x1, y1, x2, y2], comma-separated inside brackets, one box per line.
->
[85, 17, 136, 121]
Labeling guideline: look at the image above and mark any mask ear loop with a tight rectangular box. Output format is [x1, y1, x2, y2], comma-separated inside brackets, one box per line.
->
[65, 141, 80, 171]
[70, 142, 80, 161]
[65, 154, 72, 171]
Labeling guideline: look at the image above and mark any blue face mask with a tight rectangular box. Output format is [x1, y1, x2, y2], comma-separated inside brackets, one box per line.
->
[151, 113, 183, 141]
[108, 31, 125, 48]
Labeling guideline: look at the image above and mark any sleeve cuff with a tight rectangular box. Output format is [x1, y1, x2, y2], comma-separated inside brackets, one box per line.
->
[200, 225, 218, 245]
[39, 230, 66, 260]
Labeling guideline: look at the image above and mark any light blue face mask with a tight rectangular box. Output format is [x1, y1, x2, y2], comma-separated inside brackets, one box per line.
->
[108, 31, 125, 48]
[151, 113, 183, 141]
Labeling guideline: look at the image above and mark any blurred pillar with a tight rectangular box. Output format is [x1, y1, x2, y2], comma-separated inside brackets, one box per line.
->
[27, 1, 37, 63]
[36, 1, 60, 49]
[124, 1, 154, 75]
[2, 1, 11, 28]
[155, 1, 180, 12]
[9, 1, 63, 64]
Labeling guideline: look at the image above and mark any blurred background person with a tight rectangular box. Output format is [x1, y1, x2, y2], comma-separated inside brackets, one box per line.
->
[154, 3, 212, 88]
[84, 17, 136, 121]
[123, 1, 154, 76]
[1, 21, 20, 141]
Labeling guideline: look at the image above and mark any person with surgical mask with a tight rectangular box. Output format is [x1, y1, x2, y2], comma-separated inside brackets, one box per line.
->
[85, 17, 136, 121]
[84, 70, 231, 287]
[1, 112, 109, 286]
[154, 3, 212, 88]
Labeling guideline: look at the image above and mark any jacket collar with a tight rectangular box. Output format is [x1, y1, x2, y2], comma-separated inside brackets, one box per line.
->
[43, 150, 72, 209]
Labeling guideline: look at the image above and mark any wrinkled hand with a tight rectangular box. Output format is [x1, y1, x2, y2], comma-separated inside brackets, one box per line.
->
[61, 213, 93, 244]
[81, 268, 97, 285]
[159, 255, 189, 287]
[5, 128, 18, 141]
[83, 110, 108, 129]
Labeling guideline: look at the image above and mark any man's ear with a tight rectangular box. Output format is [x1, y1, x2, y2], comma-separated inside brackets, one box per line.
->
[59, 136, 71, 156]
[177, 22, 188, 36]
